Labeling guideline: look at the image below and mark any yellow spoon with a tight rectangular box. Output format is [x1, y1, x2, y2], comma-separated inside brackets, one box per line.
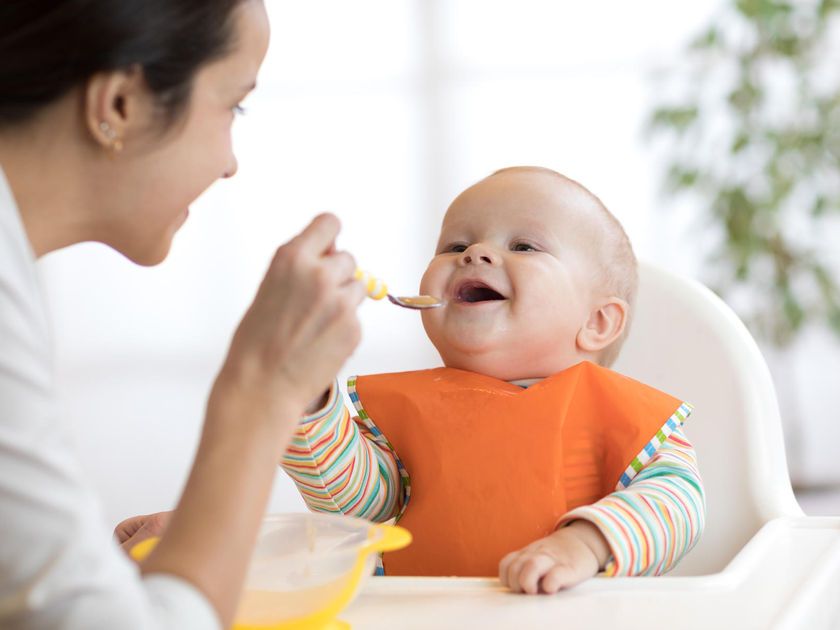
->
[354, 269, 443, 310]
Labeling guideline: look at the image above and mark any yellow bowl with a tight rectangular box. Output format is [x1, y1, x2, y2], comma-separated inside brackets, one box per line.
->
[130, 513, 411, 630]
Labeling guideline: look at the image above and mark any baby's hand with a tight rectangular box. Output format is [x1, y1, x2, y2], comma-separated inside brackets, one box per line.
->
[115, 511, 171, 557]
[499, 520, 610, 594]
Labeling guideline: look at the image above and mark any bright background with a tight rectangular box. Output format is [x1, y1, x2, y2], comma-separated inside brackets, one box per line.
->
[39, 0, 840, 527]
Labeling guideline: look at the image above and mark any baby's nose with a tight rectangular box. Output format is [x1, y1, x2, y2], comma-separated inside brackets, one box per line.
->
[460, 244, 496, 266]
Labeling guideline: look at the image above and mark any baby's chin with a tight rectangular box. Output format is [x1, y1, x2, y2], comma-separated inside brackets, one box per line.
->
[438, 350, 577, 382]
[428, 327, 583, 380]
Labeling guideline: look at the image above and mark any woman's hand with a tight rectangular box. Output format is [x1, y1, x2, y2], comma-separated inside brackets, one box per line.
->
[114, 511, 171, 556]
[140, 214, 366, 626]
[213, 213, 366, 435]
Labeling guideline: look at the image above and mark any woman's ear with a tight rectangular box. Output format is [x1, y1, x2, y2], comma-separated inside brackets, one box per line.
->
[83, 65, 148, 151]
[576, 298, 629, 354]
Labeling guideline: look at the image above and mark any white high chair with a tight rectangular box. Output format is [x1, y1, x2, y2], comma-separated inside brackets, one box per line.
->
[613, 261, 803, 575]
[342, 262, 840, 630]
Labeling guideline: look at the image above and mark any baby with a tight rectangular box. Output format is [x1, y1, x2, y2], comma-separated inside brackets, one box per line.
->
[282, 167, 705, 593]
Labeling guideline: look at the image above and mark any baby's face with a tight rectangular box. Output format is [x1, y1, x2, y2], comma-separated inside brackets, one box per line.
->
[420, 170, 603, 381]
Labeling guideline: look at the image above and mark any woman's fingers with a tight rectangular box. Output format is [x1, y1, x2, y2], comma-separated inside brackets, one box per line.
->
[265, 245, 360, 356]
[321, 278, 366, 351]
[290, 213, 342, 255]
[218, 214, 367, 425]
[330, 250, 359, 287]
[263, 231, 355, 316]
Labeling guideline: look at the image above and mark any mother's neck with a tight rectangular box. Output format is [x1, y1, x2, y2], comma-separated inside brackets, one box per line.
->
[0, 93, 100, 258]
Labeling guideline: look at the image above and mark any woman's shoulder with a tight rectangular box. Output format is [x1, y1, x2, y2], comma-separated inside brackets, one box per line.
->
[0, 169, 53, 388]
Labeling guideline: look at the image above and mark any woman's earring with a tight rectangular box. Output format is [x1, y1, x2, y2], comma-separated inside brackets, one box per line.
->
[99, 121, 124, 153]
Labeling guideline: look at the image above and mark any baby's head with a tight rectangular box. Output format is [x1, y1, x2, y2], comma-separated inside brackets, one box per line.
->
[419, 166, 637, 381]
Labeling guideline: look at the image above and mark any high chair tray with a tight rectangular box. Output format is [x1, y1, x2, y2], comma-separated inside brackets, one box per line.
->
[341, 516, 840, 630]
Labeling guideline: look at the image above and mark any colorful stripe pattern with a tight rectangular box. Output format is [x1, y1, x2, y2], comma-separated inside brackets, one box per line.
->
[618, 402, 693, 488]
[347, 376, 411, 522]
[559, 422, 705, 576]
[283, 382, 401, 522]
[280, 378, 705, 577]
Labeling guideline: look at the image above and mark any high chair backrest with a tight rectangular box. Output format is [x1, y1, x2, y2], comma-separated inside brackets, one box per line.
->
[612, 261, 803, 575]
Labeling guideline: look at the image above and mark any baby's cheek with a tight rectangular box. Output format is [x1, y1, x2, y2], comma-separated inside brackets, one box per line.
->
[418, 263, 442, 296]
[419, 308, 442, 344]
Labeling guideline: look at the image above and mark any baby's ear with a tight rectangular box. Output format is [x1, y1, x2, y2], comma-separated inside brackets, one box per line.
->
[576, 298, 629, 354]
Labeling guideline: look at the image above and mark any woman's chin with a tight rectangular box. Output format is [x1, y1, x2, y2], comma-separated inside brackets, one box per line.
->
[112, 238, 174, 267]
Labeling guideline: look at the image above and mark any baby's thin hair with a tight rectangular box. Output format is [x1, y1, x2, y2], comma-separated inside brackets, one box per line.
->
[489, 166, 638, 366]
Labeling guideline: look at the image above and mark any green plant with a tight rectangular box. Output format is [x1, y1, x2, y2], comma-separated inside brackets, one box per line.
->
[649, 0, 840, 345]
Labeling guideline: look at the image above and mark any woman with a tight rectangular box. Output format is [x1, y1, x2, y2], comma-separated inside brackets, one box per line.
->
[0, 1, 365, 627]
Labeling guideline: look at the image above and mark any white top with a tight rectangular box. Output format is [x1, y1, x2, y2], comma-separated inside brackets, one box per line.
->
[0, 168, 219, 630]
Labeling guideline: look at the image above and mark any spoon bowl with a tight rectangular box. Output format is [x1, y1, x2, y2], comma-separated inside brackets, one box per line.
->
[355, 269, 444, 310]
[387, 294, 444, 310]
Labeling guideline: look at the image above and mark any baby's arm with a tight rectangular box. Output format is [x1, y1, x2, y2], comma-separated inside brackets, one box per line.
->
[500, 423, 705, 593]
[281, 381, 402, 522]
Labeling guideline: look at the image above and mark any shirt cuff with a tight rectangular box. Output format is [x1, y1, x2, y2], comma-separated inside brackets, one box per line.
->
[556, 508, 620, 576]
[143, 574, 221, 630]
[298, 380, 340, 426]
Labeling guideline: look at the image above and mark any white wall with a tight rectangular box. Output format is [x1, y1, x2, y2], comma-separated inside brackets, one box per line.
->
[40, 0, 728, 527]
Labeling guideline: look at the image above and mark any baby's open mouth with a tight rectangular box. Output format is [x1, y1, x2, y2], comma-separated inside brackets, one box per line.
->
[455, 281, 506, 303]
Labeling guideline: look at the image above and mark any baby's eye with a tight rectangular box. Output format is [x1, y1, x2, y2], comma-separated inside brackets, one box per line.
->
[511, 242, 537, 252]
[444, 243, 468, 253]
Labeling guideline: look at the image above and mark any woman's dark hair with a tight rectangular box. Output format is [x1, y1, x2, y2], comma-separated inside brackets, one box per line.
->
[0, 0, 245, 129]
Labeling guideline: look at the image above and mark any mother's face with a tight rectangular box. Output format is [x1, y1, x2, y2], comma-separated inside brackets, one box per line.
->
[99, 0, 270, 266]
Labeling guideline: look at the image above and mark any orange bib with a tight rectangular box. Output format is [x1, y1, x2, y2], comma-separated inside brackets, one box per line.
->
[351, 361, 689, 577]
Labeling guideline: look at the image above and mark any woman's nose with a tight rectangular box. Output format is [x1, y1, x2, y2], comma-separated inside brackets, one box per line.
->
[223, 155, 239, 179]
[459, 243, 497, 266]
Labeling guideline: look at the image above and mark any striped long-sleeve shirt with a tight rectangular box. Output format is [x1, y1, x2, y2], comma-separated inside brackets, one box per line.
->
[281, 379, 706, 576]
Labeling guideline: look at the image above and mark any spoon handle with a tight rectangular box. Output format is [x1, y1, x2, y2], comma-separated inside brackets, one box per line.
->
[354, 268, 443, 310]
[354, 268, 388, 300]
